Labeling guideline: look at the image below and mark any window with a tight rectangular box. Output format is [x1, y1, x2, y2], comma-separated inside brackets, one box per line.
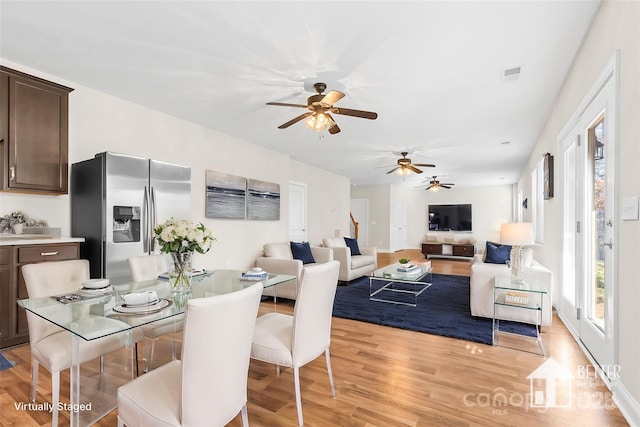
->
[531, 159, 545, 243]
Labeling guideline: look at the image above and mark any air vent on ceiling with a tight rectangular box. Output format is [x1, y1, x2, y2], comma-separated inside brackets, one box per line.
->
[501, 66, 522, 83]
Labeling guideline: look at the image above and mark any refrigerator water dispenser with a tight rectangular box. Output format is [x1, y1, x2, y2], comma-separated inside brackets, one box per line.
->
[113, 206, 141, 243]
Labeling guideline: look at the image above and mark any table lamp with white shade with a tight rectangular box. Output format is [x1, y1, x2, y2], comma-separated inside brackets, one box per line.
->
[500, 222, 534, 282]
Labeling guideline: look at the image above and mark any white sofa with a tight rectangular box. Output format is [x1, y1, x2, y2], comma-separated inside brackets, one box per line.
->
[255, 242, 333, 300]
[322, 237, 377, 282]
[470, 253, 553, 326]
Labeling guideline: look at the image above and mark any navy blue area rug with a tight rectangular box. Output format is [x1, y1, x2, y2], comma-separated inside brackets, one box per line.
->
[0, 352, 15, 371]
[332, 273, 536, 345]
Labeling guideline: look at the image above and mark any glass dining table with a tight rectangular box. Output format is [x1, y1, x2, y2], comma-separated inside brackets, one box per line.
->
[18, 270, 295, 427]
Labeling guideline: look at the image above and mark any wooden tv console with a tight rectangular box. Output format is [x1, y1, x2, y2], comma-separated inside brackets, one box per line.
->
[421, 242, 474, 259]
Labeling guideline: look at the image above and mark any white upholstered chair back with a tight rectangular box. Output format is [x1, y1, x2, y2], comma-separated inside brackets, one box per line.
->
[291, 261, 340, 367]
[22, 259, 90, 343]
[118, 282, 263, 427]
[128, 254, 169, 282]
[181, 282, 263, 425]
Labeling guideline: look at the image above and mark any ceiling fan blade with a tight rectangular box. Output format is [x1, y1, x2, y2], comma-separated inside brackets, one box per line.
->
[440, 185, 452, 189]
[426, 184, 435, 190]
[266, 102, 308, 108]
[375, 164, 396, 169]
[413, 163, 436, 168]
[277, 112, 313, 129]
[331, 107, 378, 120]
[407, 165, 423, 174]
[387, 166, 400, 174]
[328, 122, 341, 134]
[321, 91, 345, 107]
[441, 183, 455, 186]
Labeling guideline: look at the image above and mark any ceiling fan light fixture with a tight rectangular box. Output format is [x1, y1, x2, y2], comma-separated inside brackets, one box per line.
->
[429, 185, 440, 192]
[396, 167, 411, 176]
[304, 112, 333, 132]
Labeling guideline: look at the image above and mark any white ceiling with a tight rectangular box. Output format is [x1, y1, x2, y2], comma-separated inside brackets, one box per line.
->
[0, 1, 601, 188]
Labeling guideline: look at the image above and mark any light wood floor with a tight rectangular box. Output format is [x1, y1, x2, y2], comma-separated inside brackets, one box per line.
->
[0, 251, 629, 426]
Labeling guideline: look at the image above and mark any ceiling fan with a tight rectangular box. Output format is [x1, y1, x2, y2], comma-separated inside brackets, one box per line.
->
[386, 152, 435, 176]
[426, 176, 455, 191]
[266, 82, 378, 134]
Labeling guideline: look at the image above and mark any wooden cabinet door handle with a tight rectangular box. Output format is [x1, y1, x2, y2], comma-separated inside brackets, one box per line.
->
[40, 251, 59, 256]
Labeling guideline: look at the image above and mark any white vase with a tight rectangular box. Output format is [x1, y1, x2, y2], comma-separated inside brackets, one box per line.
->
[12, 223, 24, 235]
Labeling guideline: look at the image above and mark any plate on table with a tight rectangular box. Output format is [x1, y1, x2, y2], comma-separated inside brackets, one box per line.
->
[121, 298, 159, 308]
[76, 285, 114, 297]
[113, 299, 171, 314]
[81, 278, 110, 289]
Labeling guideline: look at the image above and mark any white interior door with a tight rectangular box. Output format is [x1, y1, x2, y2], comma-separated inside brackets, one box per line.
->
[393, 201, 407, 251]
[289, 182, 307, 242]
[350, 199, 369, 245]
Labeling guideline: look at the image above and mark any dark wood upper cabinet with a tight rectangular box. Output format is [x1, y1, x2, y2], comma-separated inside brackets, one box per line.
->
[0, 66, 74, 195]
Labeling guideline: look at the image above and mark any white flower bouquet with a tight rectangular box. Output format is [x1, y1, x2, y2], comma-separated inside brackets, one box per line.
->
[154, 218, 216, 254]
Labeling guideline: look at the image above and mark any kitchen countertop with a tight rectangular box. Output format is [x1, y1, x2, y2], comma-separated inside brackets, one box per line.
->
[0, 235, 84, 246]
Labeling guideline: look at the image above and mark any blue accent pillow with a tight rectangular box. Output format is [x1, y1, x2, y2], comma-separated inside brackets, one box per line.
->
[485, 241, 512, 264]
[290, 241, 315, 264]
[344, 237, 361, 256]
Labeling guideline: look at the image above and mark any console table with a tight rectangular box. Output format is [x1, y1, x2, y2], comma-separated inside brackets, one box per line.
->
[421, 242, 474, 259]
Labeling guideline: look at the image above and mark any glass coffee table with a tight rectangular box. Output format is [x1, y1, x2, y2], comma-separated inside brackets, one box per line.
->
[369, 263, 432, 306]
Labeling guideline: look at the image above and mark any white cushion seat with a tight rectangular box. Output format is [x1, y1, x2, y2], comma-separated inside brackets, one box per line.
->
[117, 360, 182, 426]
[351, 255, 375, 270]
[251, 313, 294, 366]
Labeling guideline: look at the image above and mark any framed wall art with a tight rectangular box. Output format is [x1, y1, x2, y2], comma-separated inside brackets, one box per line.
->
[205, 170, 246, 219]
[247, 178, 280, 220]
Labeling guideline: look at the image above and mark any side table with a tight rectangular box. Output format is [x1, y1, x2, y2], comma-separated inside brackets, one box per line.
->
[493, 275, 547, 356]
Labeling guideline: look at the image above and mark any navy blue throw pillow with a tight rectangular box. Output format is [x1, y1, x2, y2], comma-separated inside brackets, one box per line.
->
[290, 241, 315, 264]
[344, 237, 361, 256]
[485, 241, 512, 264]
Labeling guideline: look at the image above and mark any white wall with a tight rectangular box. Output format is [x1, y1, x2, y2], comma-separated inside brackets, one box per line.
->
[352, 183, 512, 253]
[517, 0, 640, 422]
[0, 60, 352, 271]
[350, 184, 391, 251]
[289, 159, 350, 246]
[407, 184, 512, 250]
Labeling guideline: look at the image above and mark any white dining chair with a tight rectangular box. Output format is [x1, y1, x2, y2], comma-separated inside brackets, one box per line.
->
[22, 259, 143, 427]
[250, 260, 340, 427]
[128, 254, 180, 372]
[117, 281, 263, 427]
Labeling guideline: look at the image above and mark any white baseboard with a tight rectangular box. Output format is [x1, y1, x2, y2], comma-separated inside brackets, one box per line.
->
[612, 381, 640, 427]
[557, 313, 640, 426]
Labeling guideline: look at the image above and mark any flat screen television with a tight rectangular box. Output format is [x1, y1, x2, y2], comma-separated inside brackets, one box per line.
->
[428, 204, 472, 231]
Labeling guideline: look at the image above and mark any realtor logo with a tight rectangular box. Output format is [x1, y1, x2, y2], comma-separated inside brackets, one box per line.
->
[527, 358, 573, 408]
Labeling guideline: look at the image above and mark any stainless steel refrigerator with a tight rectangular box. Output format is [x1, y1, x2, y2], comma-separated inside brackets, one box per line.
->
[71, 152, 191, 284]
